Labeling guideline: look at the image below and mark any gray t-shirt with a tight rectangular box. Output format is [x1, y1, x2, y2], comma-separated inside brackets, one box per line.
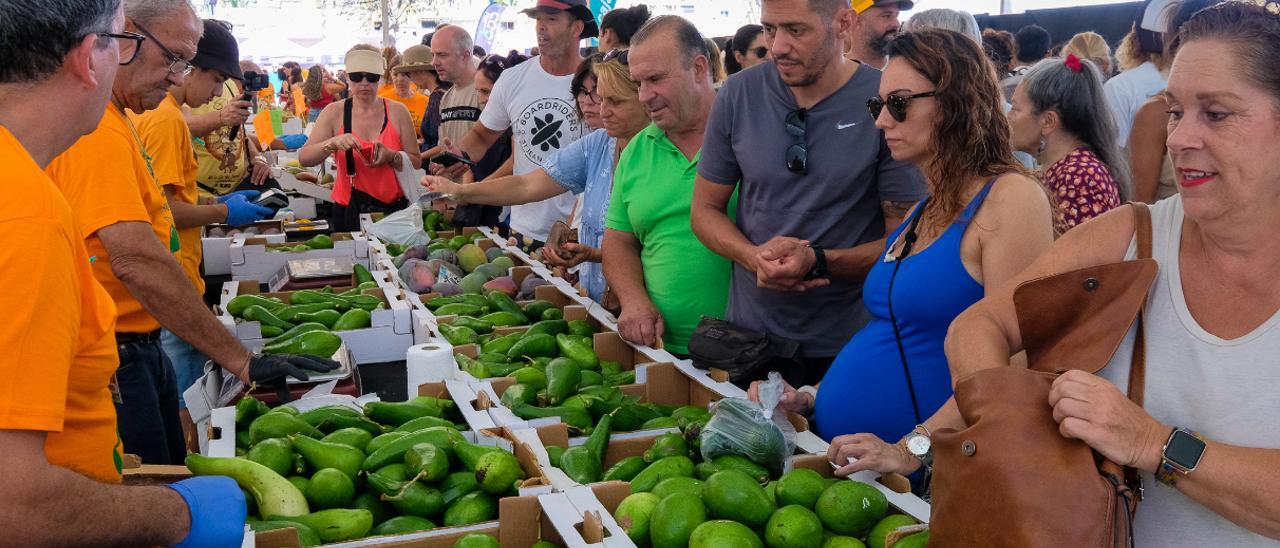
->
[698, 61, 927, 357]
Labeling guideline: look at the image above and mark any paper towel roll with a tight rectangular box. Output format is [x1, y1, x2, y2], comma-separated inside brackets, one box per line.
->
[406, 340, 457, 395]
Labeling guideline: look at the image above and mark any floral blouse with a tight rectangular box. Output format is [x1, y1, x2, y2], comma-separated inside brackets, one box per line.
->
[1043, 146, 1122, 233]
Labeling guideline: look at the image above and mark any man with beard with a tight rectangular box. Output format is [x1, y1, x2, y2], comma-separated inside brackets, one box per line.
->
[844, 0, 911, 70]
[690, 0, 926, 388]
[440, 0, 594, 250]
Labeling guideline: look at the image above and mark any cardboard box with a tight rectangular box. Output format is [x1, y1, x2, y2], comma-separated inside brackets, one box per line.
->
[276, 169, 334, 202]
[430, 284, 609, 342]
[202, 220, 287, 276]
[230, 232, 369, 281]
[216, 279, 413, 364]
[788, 453, 931, 523]
[482, 361, 809, 444]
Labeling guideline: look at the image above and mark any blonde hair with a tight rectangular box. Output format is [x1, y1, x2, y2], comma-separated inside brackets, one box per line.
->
[1062, 32, 1113, 77]
[593, 58, 639, 102]
[1114, 29, 1169, 73]
[704, 37, 726, 83]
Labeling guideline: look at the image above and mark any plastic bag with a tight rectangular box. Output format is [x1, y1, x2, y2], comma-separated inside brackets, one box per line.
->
[699, 371, 797, 476]
[369, 203, 431, 247]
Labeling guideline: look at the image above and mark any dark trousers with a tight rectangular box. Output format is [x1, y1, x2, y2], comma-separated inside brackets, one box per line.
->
[115, 335, 185, 465]
[734, 355, 835, 390]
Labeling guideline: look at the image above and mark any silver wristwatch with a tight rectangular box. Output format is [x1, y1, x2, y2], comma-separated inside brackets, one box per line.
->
[904, 428, 933, 469]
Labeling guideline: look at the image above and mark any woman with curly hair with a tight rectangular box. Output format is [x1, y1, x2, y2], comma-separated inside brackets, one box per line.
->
[752, 30, 1054, 464]
[302, 64, 345, 122]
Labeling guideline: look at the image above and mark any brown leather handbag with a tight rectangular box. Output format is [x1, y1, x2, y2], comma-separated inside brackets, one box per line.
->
[928, 203, 1156, 547]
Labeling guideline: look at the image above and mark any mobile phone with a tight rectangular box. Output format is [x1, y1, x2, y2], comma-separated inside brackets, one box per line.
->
[253, 188, 290, 213]
[430, 152, 476, 168]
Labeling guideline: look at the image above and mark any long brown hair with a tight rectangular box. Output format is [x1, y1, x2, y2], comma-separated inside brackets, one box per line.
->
[886, 29, 1028, 225]
[302, 64, 324, 101]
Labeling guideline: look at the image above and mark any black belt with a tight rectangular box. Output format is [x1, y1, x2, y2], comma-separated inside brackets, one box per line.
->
[116, 330, 163, 344]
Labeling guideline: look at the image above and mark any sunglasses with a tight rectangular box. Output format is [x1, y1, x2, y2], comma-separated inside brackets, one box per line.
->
[132, 22, 193, 77]
[867, 90, 936, 123]
[480, 54, 508, 70]
[97, 31, 145, 65]
[348, 72, 381, 83]
[602, 48, 629, 66]
[750, 46, 768, 59]
[785, 108, 807, 175]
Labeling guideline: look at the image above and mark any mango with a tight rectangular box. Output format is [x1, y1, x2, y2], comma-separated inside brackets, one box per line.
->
[457, 244, 487, 273]
[613, 492, 660, 546]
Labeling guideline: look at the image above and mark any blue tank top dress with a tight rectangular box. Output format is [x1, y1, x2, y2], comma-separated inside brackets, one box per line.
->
[813, 181, 995, 442]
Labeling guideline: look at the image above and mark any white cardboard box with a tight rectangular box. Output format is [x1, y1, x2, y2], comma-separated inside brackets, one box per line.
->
[276, 169, 334, 202]
[229, 231, 369, 281]
[201, 221, 287, 276]
[217, 278, 414, 364]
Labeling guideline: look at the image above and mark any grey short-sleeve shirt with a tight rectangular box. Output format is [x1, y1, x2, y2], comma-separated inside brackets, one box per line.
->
[698, 61, 928, 357]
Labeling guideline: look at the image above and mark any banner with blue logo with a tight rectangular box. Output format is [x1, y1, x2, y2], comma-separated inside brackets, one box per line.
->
[475, 2, 507, 55]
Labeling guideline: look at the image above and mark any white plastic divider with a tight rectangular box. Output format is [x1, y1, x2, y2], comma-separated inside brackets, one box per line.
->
[509, 427, 579, 491]
[539, 489, 636, 548]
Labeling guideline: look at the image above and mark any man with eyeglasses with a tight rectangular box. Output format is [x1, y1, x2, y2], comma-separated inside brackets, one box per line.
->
[131, 19, 273, 451]
[47, 0, 338, 467]
[0, 0, 245, 545]
[604, 16, 733, 356]
[691, 0, 925, 389]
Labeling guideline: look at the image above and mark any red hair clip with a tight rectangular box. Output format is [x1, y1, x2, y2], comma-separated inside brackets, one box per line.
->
[1064, 53, 1084, 73]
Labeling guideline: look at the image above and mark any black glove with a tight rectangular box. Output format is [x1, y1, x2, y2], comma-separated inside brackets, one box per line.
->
[248, 353, 342, 384]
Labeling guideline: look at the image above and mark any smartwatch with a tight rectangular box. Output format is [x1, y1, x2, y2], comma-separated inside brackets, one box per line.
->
[804, 244, 828, 280]
[1155, 428, 1205, 486]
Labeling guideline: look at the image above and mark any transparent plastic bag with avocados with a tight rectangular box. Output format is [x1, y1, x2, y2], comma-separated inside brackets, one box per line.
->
[368, 203, 432, 246]
[699, 371, 797, 476]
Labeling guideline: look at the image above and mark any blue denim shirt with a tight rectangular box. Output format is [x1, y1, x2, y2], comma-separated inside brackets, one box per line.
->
[544, 128, 616, 303]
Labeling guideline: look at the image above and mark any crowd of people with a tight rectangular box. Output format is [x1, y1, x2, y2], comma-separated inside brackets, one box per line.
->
[1, 0, 1278, 543]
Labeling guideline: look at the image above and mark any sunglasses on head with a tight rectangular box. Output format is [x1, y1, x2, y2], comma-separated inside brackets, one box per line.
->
[867, 90, 936, 123]
[480, 54, 508, 70]
[750, 46, 768, 58]
[602, 48, 629, 66]
[348, 72, 381, 83]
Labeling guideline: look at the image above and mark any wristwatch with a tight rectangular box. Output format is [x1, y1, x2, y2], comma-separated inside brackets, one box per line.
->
[903, 425, 933, 470]
[804, 244, 828, 280]
[1155, 428, 1205, 486]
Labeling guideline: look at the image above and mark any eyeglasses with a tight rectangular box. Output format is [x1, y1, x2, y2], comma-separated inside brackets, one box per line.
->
[97, 31, 145, 65]
[348, 72, 381, 83]
[131, 22, 193, 77]
[750, 46, 768, 59]
[602, 48, 629, 66]
[785, 108, 807, 175]
[578, 85, 600, 104]
[867, 90, 937, 123]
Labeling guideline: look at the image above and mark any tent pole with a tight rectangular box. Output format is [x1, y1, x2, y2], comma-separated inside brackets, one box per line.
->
[381, 0, 391, 48]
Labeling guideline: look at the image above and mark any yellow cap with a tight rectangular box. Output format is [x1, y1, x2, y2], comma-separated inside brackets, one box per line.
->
[851, 0, 874, 12]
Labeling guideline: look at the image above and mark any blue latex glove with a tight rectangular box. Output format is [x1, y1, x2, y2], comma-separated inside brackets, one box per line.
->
[223, 194, 273, 226]
[217, 190, 259, 203]
[168, 476, 246, 548]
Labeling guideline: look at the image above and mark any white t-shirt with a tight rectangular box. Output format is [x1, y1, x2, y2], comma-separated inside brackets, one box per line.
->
[1101, 195, 1280, 547]
[478, 56, 585, 241]
[1104, 61, 1167, 147]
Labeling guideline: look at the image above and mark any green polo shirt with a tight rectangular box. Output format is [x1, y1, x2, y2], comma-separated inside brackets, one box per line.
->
[605, 123, 735, 354]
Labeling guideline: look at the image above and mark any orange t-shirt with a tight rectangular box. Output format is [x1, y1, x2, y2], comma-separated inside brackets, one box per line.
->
[47, 105, 180, 334]
[384, 90, 429, 140]
[0, 126, 122, 482]
[131, 94, 204, 294]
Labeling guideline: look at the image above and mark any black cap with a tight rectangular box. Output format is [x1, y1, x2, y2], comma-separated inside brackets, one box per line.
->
[191, 19, 243, 80]
[521, 0, 599, 38]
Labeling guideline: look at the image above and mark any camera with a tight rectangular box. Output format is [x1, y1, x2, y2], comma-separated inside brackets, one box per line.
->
[242, 71, 271, 93]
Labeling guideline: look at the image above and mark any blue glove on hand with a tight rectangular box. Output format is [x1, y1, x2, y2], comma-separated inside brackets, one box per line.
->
[168, 476, 246, 548]
[223, 194, 273, 226]
[217, 190, 260, 203]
